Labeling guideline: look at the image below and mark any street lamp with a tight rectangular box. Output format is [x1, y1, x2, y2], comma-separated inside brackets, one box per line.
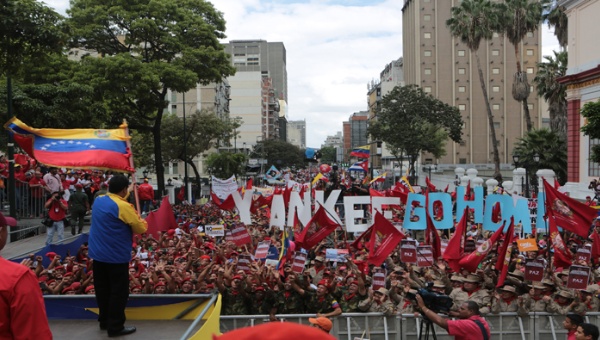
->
[513, 153, 540, 198]
[142, 170, 148, 179]
[423, 164, 434, 183]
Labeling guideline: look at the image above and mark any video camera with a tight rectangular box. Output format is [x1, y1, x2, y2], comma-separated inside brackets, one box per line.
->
[406, 282, 453, 314]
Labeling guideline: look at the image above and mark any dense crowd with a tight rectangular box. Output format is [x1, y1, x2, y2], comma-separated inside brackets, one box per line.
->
[18, 187, 600, 320]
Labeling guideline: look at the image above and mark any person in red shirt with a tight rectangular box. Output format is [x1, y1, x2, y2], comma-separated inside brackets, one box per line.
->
[416, 295, 490, 340]
[45, 190, 68, 246]
[29, 171, 46, 217]
[138, 179, 155, 213]
[564, 313, 584, 340]
[0, 212, 53, 340]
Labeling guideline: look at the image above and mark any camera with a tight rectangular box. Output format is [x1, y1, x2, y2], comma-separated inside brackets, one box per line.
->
[406, 282, 453, 314]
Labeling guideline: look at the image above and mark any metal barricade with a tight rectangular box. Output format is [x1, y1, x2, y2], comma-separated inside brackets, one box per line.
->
[221, 313, 600, 339]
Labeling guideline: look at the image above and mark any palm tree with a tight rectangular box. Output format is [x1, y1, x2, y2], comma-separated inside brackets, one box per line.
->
[513, 128, 567, 186]
[447, 0, 502, 180]
[533, 50, 567, 142]
[542, 0, 568, 50]
[497, 0, 543, 132]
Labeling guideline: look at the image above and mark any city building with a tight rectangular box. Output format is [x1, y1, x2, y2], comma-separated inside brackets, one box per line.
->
[402, 0, 542, 177]
[322, 131, 344, 163]
[343, 111, 369, 163]
[288, 120, 307, 149]
[558, 0, 600, 198]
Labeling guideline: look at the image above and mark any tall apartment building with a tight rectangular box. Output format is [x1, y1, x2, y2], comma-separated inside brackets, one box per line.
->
[343, 111, 369, 162]
[224, 40, 288, 145]
[287, 120, 306, 149]
[402, 0, 542, 171]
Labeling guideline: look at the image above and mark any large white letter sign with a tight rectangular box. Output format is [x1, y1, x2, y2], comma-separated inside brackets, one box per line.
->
[344, 196, 371, 232]
[287, 191, 312, 227]
[231, 190, 253, 225]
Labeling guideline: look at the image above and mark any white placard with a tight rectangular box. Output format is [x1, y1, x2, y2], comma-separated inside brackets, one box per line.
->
[205, 224, 225, 237]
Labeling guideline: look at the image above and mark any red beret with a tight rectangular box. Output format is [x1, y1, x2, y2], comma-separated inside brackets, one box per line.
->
[232, 275, 243, 281]
[255, 286, 265, 292]
[62, 286, 74, 294]
[318, 279, 329, 287]
[75, 183, 83, 189]
[85, 285, 95, 293]
[167, 229, 176, 236]
[200, 255, 211, 260]
[45, 252, 57, 259]
[154, 282, 166, 289]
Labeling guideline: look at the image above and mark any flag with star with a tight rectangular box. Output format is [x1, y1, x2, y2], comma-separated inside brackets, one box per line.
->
[4, 117, 133, 172]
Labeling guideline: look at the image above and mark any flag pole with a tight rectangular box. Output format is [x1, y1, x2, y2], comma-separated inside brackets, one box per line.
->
[121, 119, 141, 216]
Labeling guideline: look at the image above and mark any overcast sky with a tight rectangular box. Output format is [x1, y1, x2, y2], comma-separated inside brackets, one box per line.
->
[43, 0, 560, 148]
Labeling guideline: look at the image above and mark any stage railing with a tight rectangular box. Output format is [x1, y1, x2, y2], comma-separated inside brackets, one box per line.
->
[221, 312, 600, 340]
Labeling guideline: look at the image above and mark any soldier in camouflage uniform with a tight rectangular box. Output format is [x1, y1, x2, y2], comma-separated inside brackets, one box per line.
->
[270, 275, 305, 320]
[217, 271, 250, 315]
[518, 282, 553, 314]
[573, 284, 600, 314]
[491, 285, 520, 313]
[248, 286, 272, 314]
[358, 288, 396, 316]
[547, 289, 576, 315]
[291, 275, 342, 318]
[333, 277, 368, 313]
[450, 274, 491, 315]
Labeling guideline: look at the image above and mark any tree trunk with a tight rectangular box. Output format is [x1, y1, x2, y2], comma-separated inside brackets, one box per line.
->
[522, 97, 533, 132]
[513, 45, 533, 131]
[153, 109, 165, 195]
[188, 159, 201, 200]
[475, 53, 501, 179]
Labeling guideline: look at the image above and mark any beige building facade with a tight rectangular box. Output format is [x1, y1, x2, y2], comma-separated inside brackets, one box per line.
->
[402, 0, 542, 173]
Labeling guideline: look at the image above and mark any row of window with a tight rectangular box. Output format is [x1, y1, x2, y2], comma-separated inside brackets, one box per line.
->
[423, 49, 535, 57]
[422, 31, 533, 39]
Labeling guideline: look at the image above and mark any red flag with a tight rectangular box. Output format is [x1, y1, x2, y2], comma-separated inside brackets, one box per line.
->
[295, 206, 340, 250]
[425, 209, 442, 260]
[548, 211, 573, 269]
[359, 159, 369, 173]
[464, 180, 471, 200]
[387, 188, 408, 204]
[459, 221, 505, 272]
[246, 178, 253, 190]
[425, 177, 437, 192]
[144, 196, 177, 238]
[350, 224, 374, 251]
[544, 179, 596, 237]
[495, 219, 516, 288]
[292, 210, 303, 236]
[591, 230, 600, 260]
[367, 211, 405, 266]
[369, 188, 385, 197]
[177, 186, 185, 201]
[444, 184, 449, 193]
[554, 178, 561, 190]
[443, 208, 468, 272]
[210, 192, 235, 210]
[491, 202, 501, 223]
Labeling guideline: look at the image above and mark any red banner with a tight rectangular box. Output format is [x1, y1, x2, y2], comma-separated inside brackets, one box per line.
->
[567, 265, 591, 290]
[400, 240, 418, 264]
[524, 259, 545, 282]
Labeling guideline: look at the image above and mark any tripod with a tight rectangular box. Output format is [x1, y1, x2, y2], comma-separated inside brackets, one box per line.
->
[418, 314, 438, 340]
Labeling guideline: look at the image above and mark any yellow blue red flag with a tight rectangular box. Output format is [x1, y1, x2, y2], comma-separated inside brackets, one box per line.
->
[4, 118, 134, 172]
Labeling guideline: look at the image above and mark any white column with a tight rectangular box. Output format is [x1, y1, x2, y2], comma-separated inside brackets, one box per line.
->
[472, 177, 484, 187]
[454, 167, 465, 190]
[513, 168, 526, 195]
[537, 169, 556, 194]
[486, 179, 499, 195]
[466, 168, 478, 180]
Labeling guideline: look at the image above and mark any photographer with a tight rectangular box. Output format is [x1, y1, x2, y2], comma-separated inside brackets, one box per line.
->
[416, 296, 490, 340]
[44, 190, 68, 246]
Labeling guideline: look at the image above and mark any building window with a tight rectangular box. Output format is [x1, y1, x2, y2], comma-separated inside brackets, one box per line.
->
[493, 122, 501, 129]
[493, 104, 500, 110]
[492, 32, 499, 38]
[424, 32, 432, 39]
[528, 104, 533, 110]
[526, 49, 534, 56]
[424, 14, 431, 21]
[458, 50, 465, 57]
[527, 32, 534, 38]
[424, 86, 432, 93]
[492, 49, 499, 56]
[458, 68, 466, 75]
[458, 86, 466, 93]
[459, 158, 467, 164]
[248, 62, 259, 65]
[234, 62, 245, 66]
[492, 68, 500, 75]
[460, 140, 466, 146]
[492, 86, 500, 92]
[527, 67, 534, 74]
[590, 139, 600, 176]
[424, 50, 432, 57]
[424, 68, 432, 75]
[247, 57, 259, 61]
[458, 104, 466, 110]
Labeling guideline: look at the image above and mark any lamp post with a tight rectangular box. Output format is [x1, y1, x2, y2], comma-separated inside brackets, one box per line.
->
[423, 165, 434, 183]
[513, 153, 540, 198]
[369, 141, 382, 179]
[182, 92, 188, 202]
[142, 170, 148, 179]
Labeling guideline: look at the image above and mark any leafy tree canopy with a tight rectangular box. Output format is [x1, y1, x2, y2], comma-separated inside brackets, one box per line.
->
[205, 152, 247, 180]
[513, 128, 566, 185]
[254, 139, 305, 170]
[319, 146, 337, 164]
[368, 85, 463, 170]
[581, 100, 600, 163]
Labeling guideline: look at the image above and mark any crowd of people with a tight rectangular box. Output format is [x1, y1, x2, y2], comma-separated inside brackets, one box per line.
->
[6, 163, 600, 336]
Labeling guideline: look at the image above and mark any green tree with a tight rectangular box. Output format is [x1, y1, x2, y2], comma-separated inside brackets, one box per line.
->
[542, 0, 568, 50]
[205, 152, 247, 180]
[67, 0, 236, 194]
[580, 100, 600, 163]
[447, 0, 502, 179]
[513, 128, 567, 185]
[161, 111, 239, 194]
[256, 139, 305, 170]
[368, 85, 463, 180]
[497, 0, 543, 132]
[319, 146, 337, 164]
[534, 50, 567, 141]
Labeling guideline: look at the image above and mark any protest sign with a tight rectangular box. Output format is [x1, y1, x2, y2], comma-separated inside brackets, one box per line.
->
[237, 254, 252, 273]
[254, 241, 271, 260]
[575, 246, 592, 264]
[225, 223, 252, 246]
[292, 253, 307, 274]
[372, 268, 387, 291]
[205, 224, 224, 237]
[517, 239, 539, 252]
[400, 240, 417, 264]
[524, 259, 545, 282]
[326, 248, 349, 262]
[567, 265, 591, 290]
[417, 245, 434, 267]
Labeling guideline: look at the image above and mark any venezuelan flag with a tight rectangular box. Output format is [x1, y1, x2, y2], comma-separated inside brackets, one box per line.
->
[4, 118, 134, 172]
[276, 227, 290, 270]
[349, 145, 370, 159]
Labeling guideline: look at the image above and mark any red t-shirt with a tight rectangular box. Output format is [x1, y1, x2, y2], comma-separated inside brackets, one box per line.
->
[447, 315, 491, 340]
[48, 199, 67, 221]
[29, 177, 46, 198]
[0, 257, 52, 340]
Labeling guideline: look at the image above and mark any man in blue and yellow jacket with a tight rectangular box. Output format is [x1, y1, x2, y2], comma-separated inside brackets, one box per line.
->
[89, 174, 147, 338]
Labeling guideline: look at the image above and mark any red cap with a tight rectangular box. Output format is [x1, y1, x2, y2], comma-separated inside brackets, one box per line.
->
[213, 322, 336, 340]
[62, 286, 74, 294]
[0, 212, 17, 229]
[167, 229, 176, 236]
[45, 252, 58, 259]
[85, 285, 95, 293]
[255, 286, 265, 292]
[318, 279, 329, 287]
[154, 282, 166, 289]
[200, 255, 211, 260]
[232, 275, 243, 281]
[75, 183, 83, 189]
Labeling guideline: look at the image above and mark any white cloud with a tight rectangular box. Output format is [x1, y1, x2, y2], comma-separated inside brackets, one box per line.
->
[40, 0, 561, 148]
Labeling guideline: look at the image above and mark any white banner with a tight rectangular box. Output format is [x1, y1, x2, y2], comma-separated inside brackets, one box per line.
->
[211, 175, 238, 200]
[205, 224, 225, 237]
